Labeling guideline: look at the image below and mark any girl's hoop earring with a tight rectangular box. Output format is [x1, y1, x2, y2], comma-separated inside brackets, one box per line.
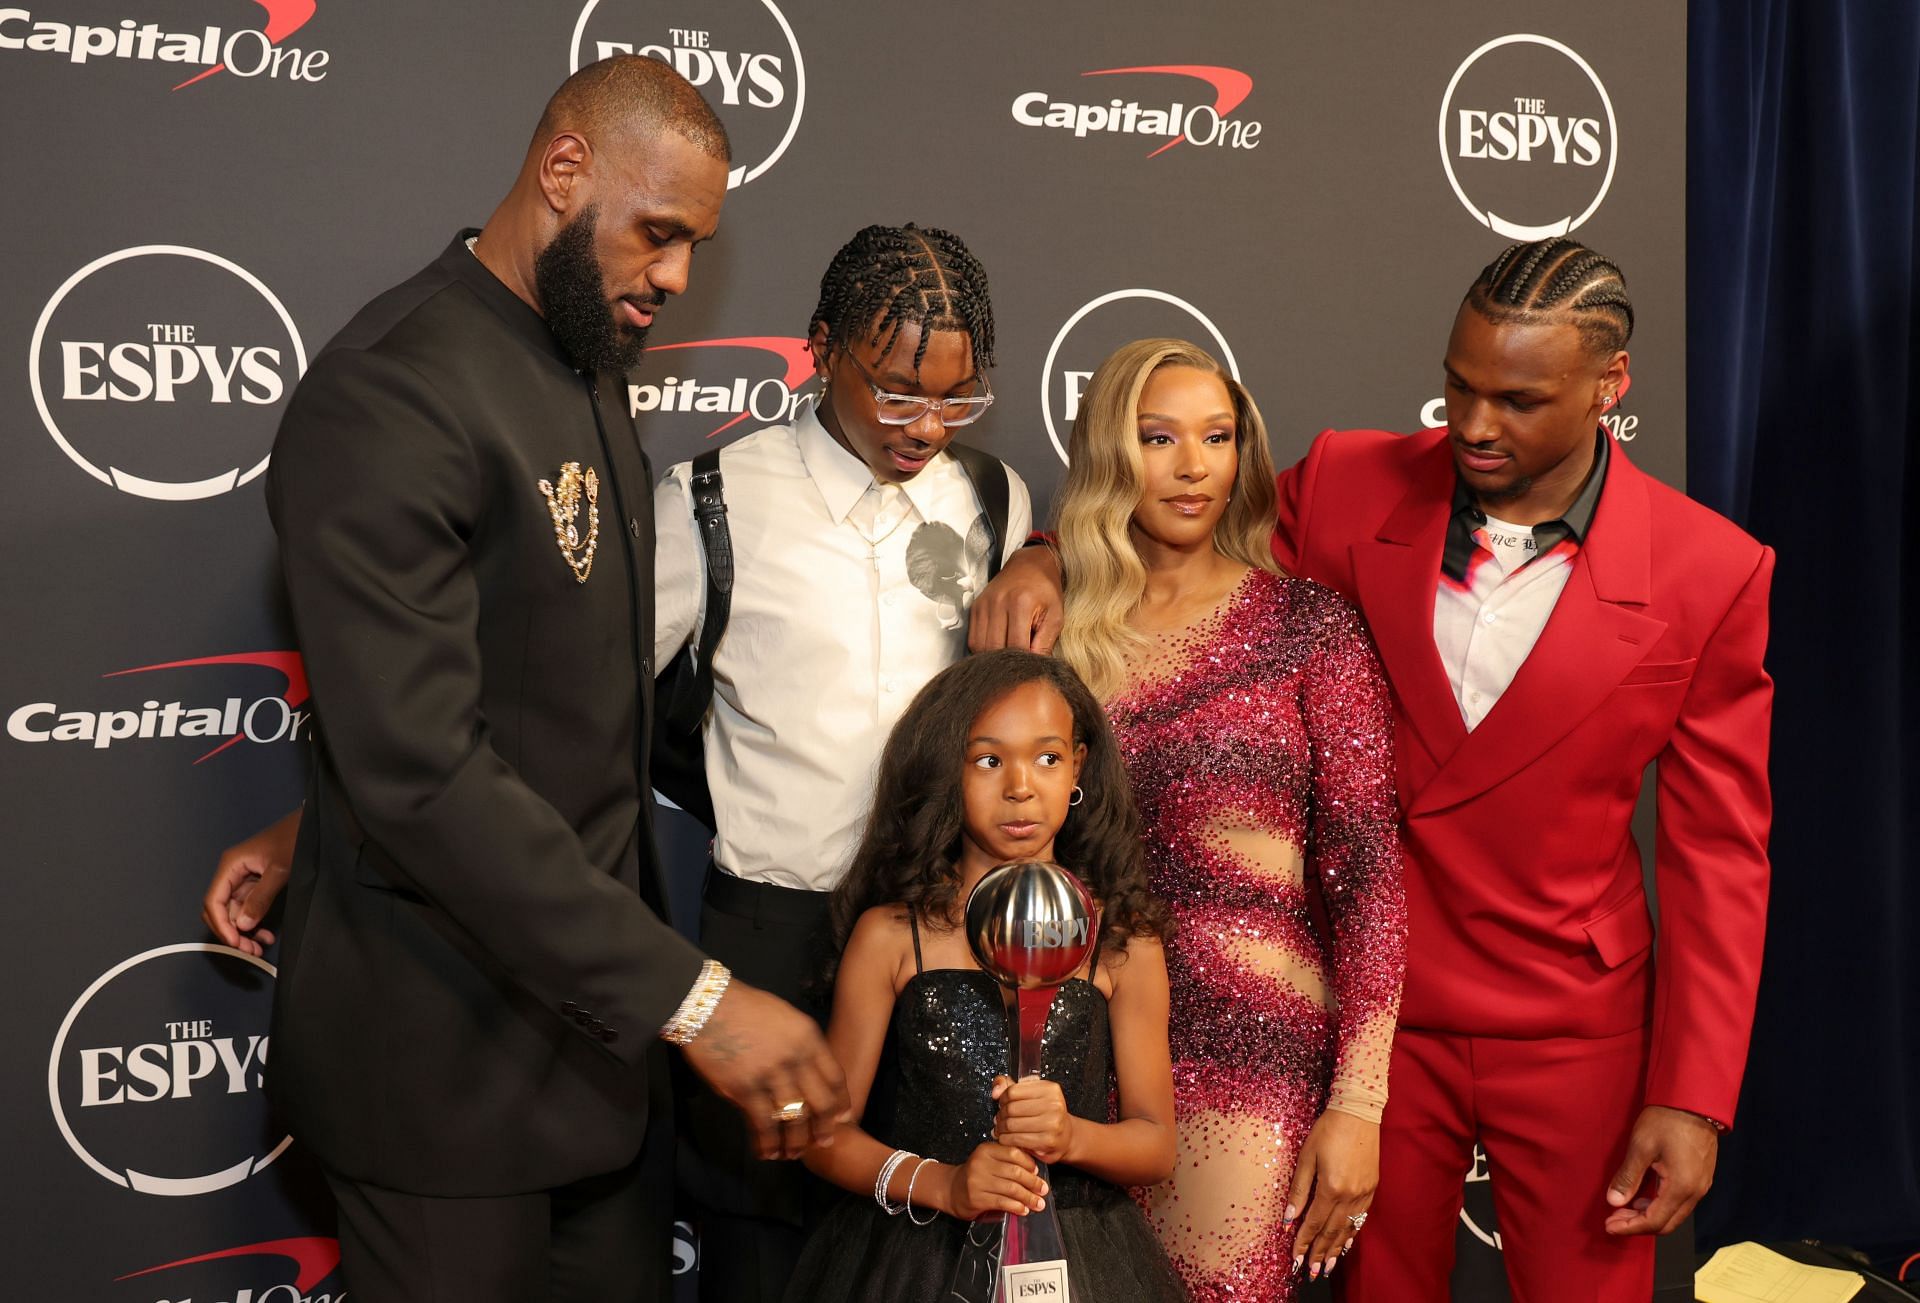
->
[1069, 786, 1084, 806]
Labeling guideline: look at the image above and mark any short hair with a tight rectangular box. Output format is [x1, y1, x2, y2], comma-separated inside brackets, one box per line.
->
[809, 224, 995, 375]
[534, 54, 730, 163]
[1465, 237, 1634, 357]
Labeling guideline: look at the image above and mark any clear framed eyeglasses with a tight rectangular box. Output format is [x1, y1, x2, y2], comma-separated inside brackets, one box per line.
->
[842, 349, 995, 427]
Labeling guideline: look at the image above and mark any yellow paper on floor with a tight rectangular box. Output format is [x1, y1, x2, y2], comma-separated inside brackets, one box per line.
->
[1695, 1242, 1864, 1303]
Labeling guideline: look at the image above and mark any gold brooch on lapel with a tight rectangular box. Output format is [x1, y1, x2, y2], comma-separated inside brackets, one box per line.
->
[537, 462, 600, 583]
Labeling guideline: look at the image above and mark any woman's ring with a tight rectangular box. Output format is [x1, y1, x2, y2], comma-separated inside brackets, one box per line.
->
[1347, 1212, 1369, 1230]
[772, 1100, 807, 1124]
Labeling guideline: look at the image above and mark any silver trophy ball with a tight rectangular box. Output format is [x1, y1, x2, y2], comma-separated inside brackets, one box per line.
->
[964, 861, 1097, 990]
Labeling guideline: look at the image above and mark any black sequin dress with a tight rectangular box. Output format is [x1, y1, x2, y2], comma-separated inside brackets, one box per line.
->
[783, 914, 1188, 1302]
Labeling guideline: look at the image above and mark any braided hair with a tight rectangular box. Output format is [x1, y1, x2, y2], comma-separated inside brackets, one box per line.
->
[809, 224, 996, 375]
[1466, 237, 1634, 357]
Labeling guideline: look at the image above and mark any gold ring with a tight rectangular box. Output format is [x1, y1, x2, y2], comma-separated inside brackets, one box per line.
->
[772, 1099, 807, 1124]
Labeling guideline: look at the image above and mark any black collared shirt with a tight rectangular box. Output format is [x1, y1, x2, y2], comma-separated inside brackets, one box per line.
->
[1441, 430, 1611, 582]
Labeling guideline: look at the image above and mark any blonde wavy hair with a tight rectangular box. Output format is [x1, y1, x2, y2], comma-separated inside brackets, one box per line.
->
[1056, 339, 1282, 699]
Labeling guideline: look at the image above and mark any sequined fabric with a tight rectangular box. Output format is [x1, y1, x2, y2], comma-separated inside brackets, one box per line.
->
[880, 971, 1111, 1202]
[1108, 568, 1407, 1302]
[785, 965, 1188, 1301]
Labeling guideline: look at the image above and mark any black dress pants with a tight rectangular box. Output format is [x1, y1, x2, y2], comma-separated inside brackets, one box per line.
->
[680, 869, 836, 1303]
[326, 1053, 678, 1302]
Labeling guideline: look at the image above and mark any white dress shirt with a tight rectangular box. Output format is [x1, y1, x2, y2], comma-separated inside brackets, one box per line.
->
[1433, 434, 1610, 730]
[654, 404, 1032, 891]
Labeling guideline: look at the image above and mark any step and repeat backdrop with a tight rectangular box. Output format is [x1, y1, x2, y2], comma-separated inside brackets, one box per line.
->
[1, 2, 1684, 1298]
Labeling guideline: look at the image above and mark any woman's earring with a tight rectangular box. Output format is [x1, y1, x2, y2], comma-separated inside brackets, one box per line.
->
[1069, 786, 1084, 806]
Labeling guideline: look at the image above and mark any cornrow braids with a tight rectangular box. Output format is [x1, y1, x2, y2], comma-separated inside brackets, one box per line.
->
[1467, 236, 1635, 357]
[809, 224, 996, 375]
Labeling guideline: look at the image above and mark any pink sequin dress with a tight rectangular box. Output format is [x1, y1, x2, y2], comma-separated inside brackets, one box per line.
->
[1106, 567, 1407, 1302]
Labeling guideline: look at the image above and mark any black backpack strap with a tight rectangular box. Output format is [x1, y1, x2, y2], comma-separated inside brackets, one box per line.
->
[659, 449, 730, 741]
[945, 441, 1012, 578]
[688, 447, 732, 676]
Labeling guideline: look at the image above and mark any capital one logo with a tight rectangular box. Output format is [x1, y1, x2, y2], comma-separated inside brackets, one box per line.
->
[1013, 65, 1262, 155]
[0, 2, 331, 89]
[1040, 289, 1241, 465]
[632, 335, 814, 442]
[7, 651, 311, 761]
[29, 245, 306, 501]
[49, 943, 289, 1196]
[1420, 397, 1641, 443]
[115, 1237, 342, 1302]
[570, 0, 804, 189]
[1438, 34, 1617, 240]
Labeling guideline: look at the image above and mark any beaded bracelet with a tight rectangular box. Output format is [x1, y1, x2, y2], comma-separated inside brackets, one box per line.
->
[874, 1148, 914, 1214]
[659, 959, 731, 1046]
[905, 1157, 940, 1225]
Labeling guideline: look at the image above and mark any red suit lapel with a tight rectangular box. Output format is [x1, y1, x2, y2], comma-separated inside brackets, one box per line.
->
[1351, 441, 1468, 773]
[1354, 437, 1670, 817]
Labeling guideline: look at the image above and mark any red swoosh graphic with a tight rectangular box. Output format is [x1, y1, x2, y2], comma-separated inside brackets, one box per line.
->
[117, 1237, 340, 1291]
[103, 651, 308, 763]
[642, 336, 814, 440]
[1080, 65, 1254, 157]
[173, 0, 318, 91]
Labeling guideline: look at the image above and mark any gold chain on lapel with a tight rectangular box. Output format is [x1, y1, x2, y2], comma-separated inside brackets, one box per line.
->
[536, 462, 599, 583]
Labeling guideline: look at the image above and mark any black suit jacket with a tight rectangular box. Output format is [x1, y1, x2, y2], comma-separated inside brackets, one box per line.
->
[265, 233, 706, 1195]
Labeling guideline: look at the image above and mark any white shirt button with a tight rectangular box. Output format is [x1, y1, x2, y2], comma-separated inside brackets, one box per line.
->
[883, 679, 897, 693]
[1481, 610, 1498, 625]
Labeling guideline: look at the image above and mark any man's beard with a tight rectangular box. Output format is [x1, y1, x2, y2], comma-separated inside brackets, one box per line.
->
[534, 204, 651, 373]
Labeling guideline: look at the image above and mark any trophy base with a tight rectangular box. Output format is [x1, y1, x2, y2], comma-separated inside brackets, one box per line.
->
[947, 1214, 1072, 1303]
[1000, 1257, 1070, 1301]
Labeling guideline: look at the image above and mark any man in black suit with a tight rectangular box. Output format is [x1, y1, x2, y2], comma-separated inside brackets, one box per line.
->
[259, 56, 846, 1302]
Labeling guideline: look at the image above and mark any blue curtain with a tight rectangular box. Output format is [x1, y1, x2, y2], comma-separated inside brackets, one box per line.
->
[1688, 0, 1920, 1259]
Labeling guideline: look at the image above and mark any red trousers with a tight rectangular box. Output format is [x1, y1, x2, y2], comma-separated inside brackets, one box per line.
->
[1336, 1026, 1656, 1303]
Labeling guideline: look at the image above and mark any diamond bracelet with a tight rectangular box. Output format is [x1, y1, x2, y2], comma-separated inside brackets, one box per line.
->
[875, 1148, 915, 1214]
[660, 959, 731, 1046]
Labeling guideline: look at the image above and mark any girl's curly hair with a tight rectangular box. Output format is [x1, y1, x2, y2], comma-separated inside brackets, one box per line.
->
[831, 650, 1169, 961]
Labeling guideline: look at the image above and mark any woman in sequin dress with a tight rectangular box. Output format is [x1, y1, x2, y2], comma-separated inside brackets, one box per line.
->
[788, 651, 1188, 1302]
[1056, 340, 1407, 1298]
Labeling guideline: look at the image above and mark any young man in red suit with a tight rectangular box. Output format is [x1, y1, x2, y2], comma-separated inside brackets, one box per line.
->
[972, 238, 1773, 1302]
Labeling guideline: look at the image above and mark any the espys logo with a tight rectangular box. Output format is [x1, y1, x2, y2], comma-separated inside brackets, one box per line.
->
[1461, 1142, 1504, 1251]
[1438, 34, 1617, 239]
[1012, 65, 1261, 156]
[49, 943, 289, 1197]
[1040, 290, 1241, 465]
[29, 245, 306, 501]
[632, 335, 814, 442]
[570, 0, 804, 189]
[114, 1237, 342, 1302]
[7, 651, 311, 761]
[0, 2, 330, 89]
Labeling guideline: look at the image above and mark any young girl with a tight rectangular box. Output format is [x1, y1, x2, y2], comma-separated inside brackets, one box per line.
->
[787, 650, 1188, 1302]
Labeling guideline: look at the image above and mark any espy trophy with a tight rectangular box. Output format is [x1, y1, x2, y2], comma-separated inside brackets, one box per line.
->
[957, 860, 1097, 1303]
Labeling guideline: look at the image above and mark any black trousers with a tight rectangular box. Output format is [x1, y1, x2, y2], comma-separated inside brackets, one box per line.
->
[327, 1052, 678, 1303]
[680, 869, 837, 1303]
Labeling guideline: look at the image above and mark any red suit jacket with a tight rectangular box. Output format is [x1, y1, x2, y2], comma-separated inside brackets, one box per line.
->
[1274, 428, 1773, 1126]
